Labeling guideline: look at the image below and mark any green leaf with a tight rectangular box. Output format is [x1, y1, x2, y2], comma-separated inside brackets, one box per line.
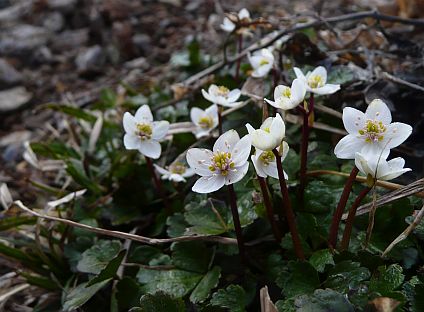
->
[276, 261, 320, 298]
[128, 245, 165, 265]
[369, 264, 405, 294]
[65, 160, 101, 193]
[31, 141, 80, 160]
[171, 242, 212, 274]
[86, 249, 126, 287]
[184, 197, 230, 235]
[166, 213, 188, 237]
[294, 288, 355, 312]
[304, 180, 347, 215]
[137, 268, 202, 297]
[63, 278, 112, 311]
[20, 272, 58, 291]
[190, 266, 221, 303]
[115, 277, 143, 311]
[137, 292, 185, 312]
[236, 192, 258, 227]
[44, 104, 97, 122]
[77, 240, 122, 274]
[210, 284, 247, 312]
[309, 249, 335, 273]
[324, 261, 370, 293]
[0, 216, 36, 231]
[327, 66, 355, 85]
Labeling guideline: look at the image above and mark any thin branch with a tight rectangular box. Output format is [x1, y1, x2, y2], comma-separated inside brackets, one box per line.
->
[382, 203, 424, 257]
[13, 200, 237, 245]
[379, 71, 424, 93]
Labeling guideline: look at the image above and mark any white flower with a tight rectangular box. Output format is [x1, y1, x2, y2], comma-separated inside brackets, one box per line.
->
[294, 66, 340, 95]
[123, 105, 169, 159]
[190, 104, 219, 138]
[248, 48, 274, 78]
[246, 113, 285, 151]
[186, 130, 251, 193]
[264, 79, 306, 110]
[355, 152, 411, 182]
[220, 8, 251, 34]
[334, 99, 412, 160]
[251, 142, 289, 179]
[154, 162, 195, 183]
[201, 84, 242, 107]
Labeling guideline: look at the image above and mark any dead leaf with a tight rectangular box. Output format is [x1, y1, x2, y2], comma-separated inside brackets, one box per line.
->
[368, 297, 400, 312]
[260, 286, 278, 312]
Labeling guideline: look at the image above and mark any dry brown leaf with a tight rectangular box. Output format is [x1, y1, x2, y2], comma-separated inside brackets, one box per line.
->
[368, 297, 400, 312]
[260, 286, 278, 312]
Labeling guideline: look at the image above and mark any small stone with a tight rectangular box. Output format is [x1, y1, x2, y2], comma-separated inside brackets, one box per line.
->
[75, 45, 106, 73]
[0, 58, 22, 86]
[47, 0, 77, 13]
[51, 28, 88, 52]
[0, 86, 32, 113]
[0, 24, 51, 56]
[132, 33, 152, 56]
[43, 11, 64, 32]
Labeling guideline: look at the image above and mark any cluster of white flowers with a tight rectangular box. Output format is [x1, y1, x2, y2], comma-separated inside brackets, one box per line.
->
[121, 7, 412, 192]
[334, 99, 412, 182]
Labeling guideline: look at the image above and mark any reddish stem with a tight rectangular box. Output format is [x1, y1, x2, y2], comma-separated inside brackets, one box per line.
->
[227, 184, 246, 264]
[340, 187, 371, 251]
[145, 157, 171, 214]
[273, 149, 305, 260]
[328, 166, 359, 248]
[217, 106, 223, 135]
[258, 176, 282, 242]
[299, 94, 314, 202]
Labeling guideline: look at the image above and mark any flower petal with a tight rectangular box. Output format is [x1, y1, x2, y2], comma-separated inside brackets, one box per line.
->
[310, 66, 327, 84]
[312, 84, 340, 95]
[227, 89, 241, 102]
[248, 55, 263, 69]
[343, 107, 366, 134]
[205, 104, 218, 117]
[334, 134, 364, 159]
[365, 99, 392, 124]
[154, 164, 170, 176]
[139, 140, 161, 159]
[251, 130, 276, 151]
[190, 107, 205, 125]
[251, 154, 267, 178]
[123, 112, 136, 133]
[123, 134, 140, 150]
[134, 105, 153, 122]
[290, 78, 306, 105]
[270, 113, 285, 142]
[262, 161, 279, 179]
[192, 175, 225, 193]
[384, 122, 412, 149]
[280, 141, 290, 161]
[225, 162, 249, 185]
[213, 129, 240, 153]
[361, 143, 389, 161]
[182, 167, 195, 178]
[152, 121, 170, 140]
[202, 89, 216, 104]
[293, 67, 306, 81]
[238, 8, 250, 19]
[264, 98, 278, 108]
[221, 18, 235, 32]
[231, 135, 251, 165]
[186, 148, 213, 176]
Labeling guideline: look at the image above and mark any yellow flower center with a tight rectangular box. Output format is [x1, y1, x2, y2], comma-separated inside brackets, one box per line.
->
[259, 151, 275, 166]
[263, 127, 270, 133]
[198, 116, 214, 129]
[307, 75, 324, 89]
[281, 88, 291, 98]
[259, 59, 269, 66]
[208, 151, 235, 176]
[358, 119, 386, 143]
[216, 86, 230, 97]
[136, 123, 152, 140]
[170, 162, 186, 175]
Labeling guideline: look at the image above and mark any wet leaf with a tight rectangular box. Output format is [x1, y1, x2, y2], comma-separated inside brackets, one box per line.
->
[77, 240, 122, 274]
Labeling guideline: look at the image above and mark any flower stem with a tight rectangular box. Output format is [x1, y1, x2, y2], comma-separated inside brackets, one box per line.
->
[273, 149, 305, 260]
[257, 176, 282, 242]
[217, 106, 223, 135]
[328, 166, 359, 248]
[235, 34, 242, 81]
[227, 184, 246, 264]
[340, 187, 371, 251]
[145, 157, 171, 214]
[365, 188, 377, 248]
[299, 94, 314, 202]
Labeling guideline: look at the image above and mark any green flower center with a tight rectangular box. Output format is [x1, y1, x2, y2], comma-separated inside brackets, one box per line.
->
[198, 116, 214, 129]
[307, 75, 324, 89]
[136, 123, 152, 140]
[216, 86, 230, 97]
[259, 151, 275, 166]
[259, 59, 269, 66]
[281, 87, 291, 98]
[209, 151, 235, 176]
[358, 119, 386, 143]
[170, 162, 186, 175]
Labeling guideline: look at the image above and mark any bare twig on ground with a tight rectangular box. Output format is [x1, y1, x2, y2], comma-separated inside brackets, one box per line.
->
[379, 71, 424, 93]
[382, 202, 424, 257]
